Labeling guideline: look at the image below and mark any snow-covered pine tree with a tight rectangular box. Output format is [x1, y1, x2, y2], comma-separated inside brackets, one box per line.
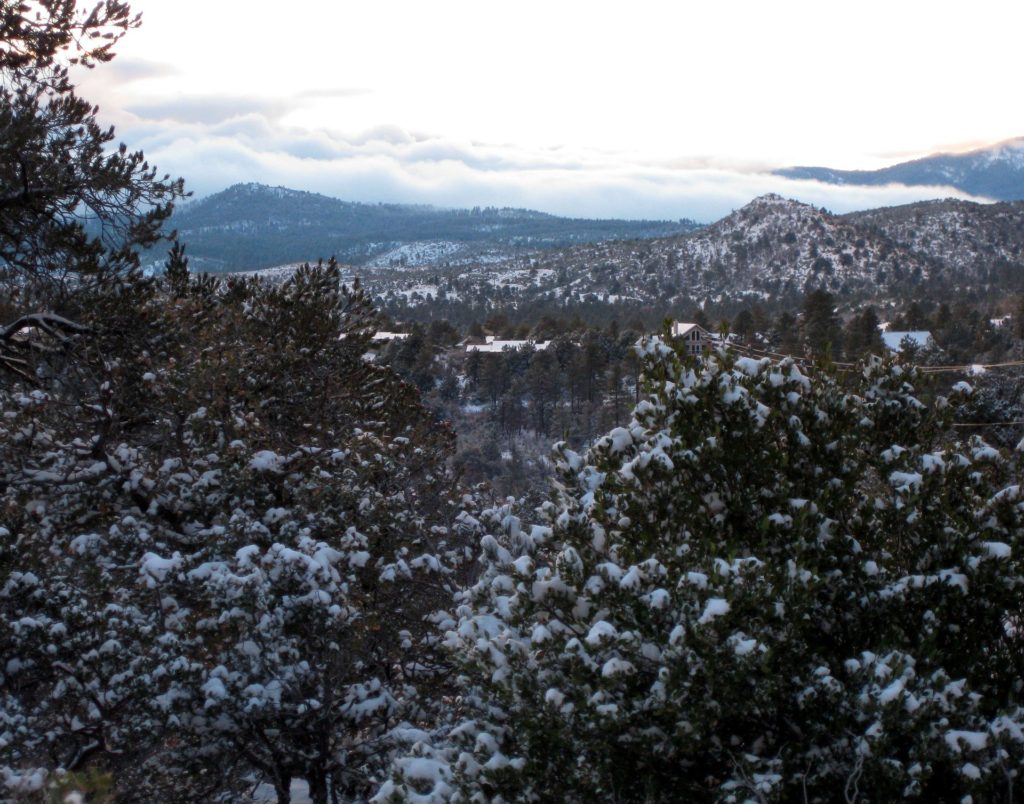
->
[1, 258, 471, 802]
[379, 338, 1024, 802]
[0, 0, 183, 329]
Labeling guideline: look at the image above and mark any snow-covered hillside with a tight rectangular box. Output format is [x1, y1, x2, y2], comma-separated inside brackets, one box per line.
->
[776, 136, 1024, 201]
[362, 194, 1024, 318]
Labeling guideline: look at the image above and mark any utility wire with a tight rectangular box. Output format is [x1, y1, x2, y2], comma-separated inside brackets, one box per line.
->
[952, 422, 1024, 428]
[662, 336, 1024, 432]
[718, 339, 1024, 375]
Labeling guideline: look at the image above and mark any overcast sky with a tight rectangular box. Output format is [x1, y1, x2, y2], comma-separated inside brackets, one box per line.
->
[76, 0, 1024, 221]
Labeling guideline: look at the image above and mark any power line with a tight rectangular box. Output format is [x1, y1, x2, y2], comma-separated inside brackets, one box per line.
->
[919, 360, 1024, 374]
[951, 421, 1024, 429]
[718, 339, 1024, 375]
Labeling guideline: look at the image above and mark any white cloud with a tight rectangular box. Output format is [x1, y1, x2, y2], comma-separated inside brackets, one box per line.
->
[107, 0, 1024, 172]
[116, 114, 984, 222]
[127, 95, 297, 124]
[67, 1, 1020, 223]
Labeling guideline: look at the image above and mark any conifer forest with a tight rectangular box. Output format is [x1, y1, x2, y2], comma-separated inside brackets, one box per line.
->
[3, 3, 1024, 802]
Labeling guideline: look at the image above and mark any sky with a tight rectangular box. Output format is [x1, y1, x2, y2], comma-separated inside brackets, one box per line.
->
[75, 0, 1024, 222]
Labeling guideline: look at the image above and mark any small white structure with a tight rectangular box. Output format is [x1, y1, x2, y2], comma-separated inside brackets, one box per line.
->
[370, 331, 410, 342]
[466, 336, 550, 353]
[671, 322, 710, 356]
[339, 331, 410, 342]
[881, 330, 934, 353]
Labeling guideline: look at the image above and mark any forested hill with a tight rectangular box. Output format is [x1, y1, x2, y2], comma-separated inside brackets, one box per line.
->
[161, 183, 701, 272]
[364, 193, 1024, 328]
[775, 136, 1024, 201]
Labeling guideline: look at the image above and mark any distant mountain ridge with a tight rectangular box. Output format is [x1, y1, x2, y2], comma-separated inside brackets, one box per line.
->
[163, 183, 701, 272]
[775, 137, 1024, 201]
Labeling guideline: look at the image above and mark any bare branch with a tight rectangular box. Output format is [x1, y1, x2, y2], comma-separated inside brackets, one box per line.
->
[1, 311, 91, 341]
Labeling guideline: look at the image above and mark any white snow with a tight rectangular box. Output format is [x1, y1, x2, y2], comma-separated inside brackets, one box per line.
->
[466, 339, 549, 353]
[697, 597, 730, 624]
[945, 730, 989, 753]
[586, 621, 617, 645]
[980, 541, 1011, 559]
[889, 471, 923, 492]
[878, 678, 905, 704]
[960, 763, 982, 780]
[601, 658, 636, 677]
[605, 427, 633, 453]
[249, 450, 285, 472]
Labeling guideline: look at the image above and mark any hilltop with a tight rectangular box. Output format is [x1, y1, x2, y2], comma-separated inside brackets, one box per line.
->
[775, 137, 1024, 201]
[160, 183, 701, 272]
[345, 193, 1024, 326]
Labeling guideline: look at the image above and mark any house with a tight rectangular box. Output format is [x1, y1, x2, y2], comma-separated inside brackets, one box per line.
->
[671, 322, 711, 356]
[466, 336, 550, 353]
[370, 331, 410, 342]
[338, 331, 410, 342]
[881, 330, 934, 354]
[336, 331, 410, 363]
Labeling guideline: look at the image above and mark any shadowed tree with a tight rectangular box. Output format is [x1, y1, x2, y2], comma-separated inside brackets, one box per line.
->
[844, 305, 884, 358]
[381, 341, 1024, 803]
[0, 0, 184, 378]
[800, 288, 842, 356]
[526, 348, 561, 435]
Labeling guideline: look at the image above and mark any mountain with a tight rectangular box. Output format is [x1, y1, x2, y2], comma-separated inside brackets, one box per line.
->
[160, 183, 701, 272]
[844, 197, 1024, 286]
[775, 137, 1024, 201]
[354, 193, 1024, 324]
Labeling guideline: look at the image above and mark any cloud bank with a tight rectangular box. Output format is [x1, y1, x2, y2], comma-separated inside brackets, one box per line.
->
[105, 86, 985, 223]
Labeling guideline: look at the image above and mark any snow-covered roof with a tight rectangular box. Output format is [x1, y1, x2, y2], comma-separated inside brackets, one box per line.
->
[881, 330, 933, 352]
[466, 339, 549, 353]
[339, 330, 410, 342]
[671, 322, 708, 338]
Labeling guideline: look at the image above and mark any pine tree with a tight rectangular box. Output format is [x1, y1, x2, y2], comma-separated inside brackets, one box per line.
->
[0, 0, 184, 319]
[731, 308, 754, 340]
[526, 348, 561, 435]
[800, 287, 842, 356]
[380, 339, 1024, 802]
[844, 305, 884, 358]
[1, 261, 470, 801]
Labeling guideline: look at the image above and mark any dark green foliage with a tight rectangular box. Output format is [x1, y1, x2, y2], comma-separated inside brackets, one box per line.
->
[0, 1, 184, 302]
[0, 258, 467, 802]
[383, 339, 1024, 802]
[0, 0, 184, 381]
[800, 288, 842, 355]
[844, 305, 884, 358]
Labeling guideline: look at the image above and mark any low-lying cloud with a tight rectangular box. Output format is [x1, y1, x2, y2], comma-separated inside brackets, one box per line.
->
[116, 110, 983, 223]
[127, 95, 298, 125]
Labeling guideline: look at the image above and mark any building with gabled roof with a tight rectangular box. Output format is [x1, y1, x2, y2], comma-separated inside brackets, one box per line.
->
[670, 322, 711, 356]
[466, 337, 550, 353]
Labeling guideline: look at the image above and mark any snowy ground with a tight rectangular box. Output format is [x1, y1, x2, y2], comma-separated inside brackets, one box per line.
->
[251, 779, 312, 803]
[237, 264, 358, 285]
[237, 263, 304, 281]
[365, 240, 465, 268]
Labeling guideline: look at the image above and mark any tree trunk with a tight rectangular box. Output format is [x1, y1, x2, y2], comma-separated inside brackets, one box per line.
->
[307, 771, 329, 804]
[274, 773, 292, 804]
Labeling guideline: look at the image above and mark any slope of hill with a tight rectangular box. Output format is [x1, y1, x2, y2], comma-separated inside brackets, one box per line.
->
[353, 194, 1024, 324]
[161, 183, 701, 272]
[775, 137, 1024, 201]
[843, 198, 1024, 288]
